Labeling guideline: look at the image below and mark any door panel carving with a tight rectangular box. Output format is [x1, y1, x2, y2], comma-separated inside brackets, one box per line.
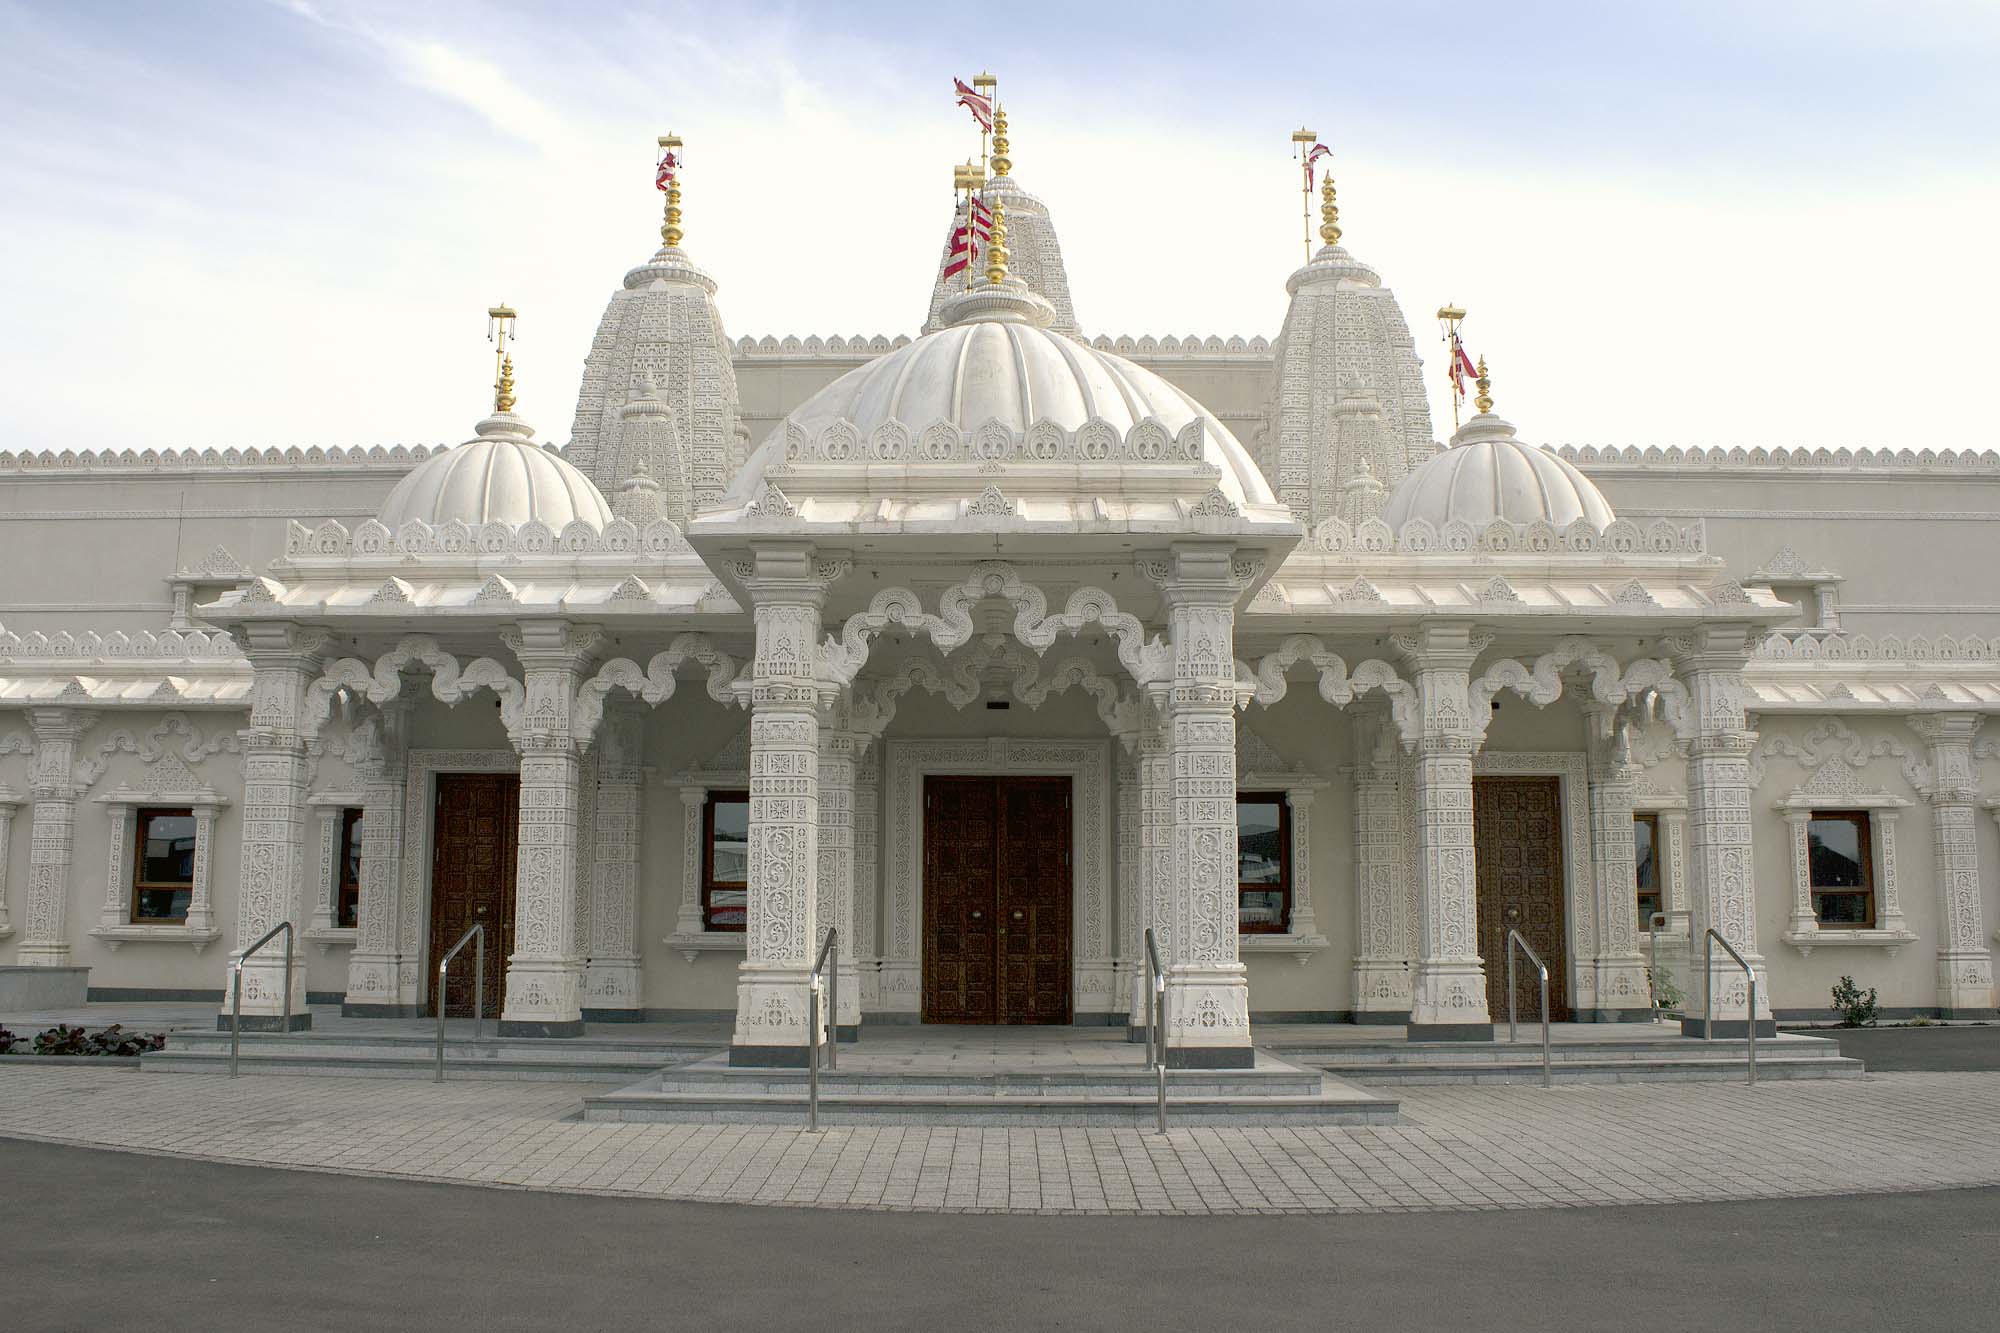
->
[428, 773, 520, 1018]
[923, 775, 1072, 1023]
[1473, 775, 1570, 1022]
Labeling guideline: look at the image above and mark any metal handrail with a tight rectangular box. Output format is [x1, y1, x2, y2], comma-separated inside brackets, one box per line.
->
[1647, 911, 1670, 1024]
[807, 928, 837, 1131]
[1144, 928, 1168, 1134]
[229, 920, 294, 1077]
[1702, 928, 1758, 1087]
[435, 923, 485, 1083]
[1504, 929, 1552, 1088]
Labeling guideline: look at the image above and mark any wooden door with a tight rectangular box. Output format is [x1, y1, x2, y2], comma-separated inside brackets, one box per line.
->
[922, 776, 1072, 1023]
[428, 773, 520, 1018]
[1473, 776, 1570, 1022]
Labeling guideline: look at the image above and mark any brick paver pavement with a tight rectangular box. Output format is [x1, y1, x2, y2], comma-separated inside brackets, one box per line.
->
[2, 1066, 1997, 1215]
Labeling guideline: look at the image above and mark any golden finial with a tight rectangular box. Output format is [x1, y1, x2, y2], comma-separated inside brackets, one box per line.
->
[658, 133, 684, 248]
[984, 200, 1009, 285]
[990, 107, 1011, 178]
[972, 71, 997, 95]
[1319, 174, 1341, 246]
[487, 303, 518, 414]
[1474, 356, 1493, 415]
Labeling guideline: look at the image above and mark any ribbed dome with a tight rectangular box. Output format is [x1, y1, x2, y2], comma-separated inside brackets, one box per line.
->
[378, 414, 613, 530]
[734, 314, 1275, 507]
[1381, 412, 1614, 531]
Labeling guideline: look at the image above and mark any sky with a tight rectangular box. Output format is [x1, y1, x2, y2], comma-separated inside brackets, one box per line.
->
[1, 0, 1995, 455]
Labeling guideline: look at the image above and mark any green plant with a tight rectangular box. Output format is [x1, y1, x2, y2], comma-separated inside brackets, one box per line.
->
[0, 1026, 19, 1054]
[84, 1025, 165, 1057]
[1831, 976, 1879, 1028]
[1907, 1014, 1936, 1027]
[1647, 966, 1686, 1011]
[32, 1024, 90, 1055]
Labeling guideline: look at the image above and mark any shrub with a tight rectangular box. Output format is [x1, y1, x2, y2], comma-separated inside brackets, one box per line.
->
[85, 1025, 166, 1057]
[1647, 966, 1686, 1011]
[0, 1026, 19, 1054]
[32, 1024, 90, 1055]
[1831, 976, 1879, 1028]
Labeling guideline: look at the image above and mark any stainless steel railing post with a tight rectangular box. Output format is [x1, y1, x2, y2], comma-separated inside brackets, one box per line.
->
[1703, 928, 1757, 1087]
[435, 923, 485, 1083]
[1504, 929, 1552, 1089]
[1145, 929, 1167, 1134]
[807, 928, 837, 1129]
[230, 920, 295, 1078]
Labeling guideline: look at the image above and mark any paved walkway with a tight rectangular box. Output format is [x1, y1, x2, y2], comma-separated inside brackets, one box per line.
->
[3, 1062, 1998, 1215]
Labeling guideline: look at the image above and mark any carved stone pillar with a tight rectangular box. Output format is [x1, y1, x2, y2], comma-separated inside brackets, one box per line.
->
[853, 746, 881, 1010]
[1658, 806, 1691, 933]
[1909, 714, 1997, 1017]
[1351, 712, 1411, 1022]
[583, 706, 645, 1018]
[344, 703, 412, 1015]
[17, 708, 95, 967]
[1114, 737, 1140, 1034]
[673, 786, 708, 936]
[1126, 711, 1170, 1037]
[499, 621, 601, 1037]
[1156, 544, 1253, 1067]
[1674, 626, 1772, 1036]
[817, 721, 862, 1038]
[0, 788, 20, 938]
[224, 625, 325, 1029]
[1584, 709, 1650, 1021]
[1398, 623, 1491, 1039]
[731, 543, 834, 1065]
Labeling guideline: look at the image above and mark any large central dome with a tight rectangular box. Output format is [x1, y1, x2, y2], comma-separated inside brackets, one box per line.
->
[728, 314, 1276, 507]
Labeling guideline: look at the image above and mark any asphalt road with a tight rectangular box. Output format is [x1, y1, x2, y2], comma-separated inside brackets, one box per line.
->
[5, 1137, 1999, 1331]
[1808, 1023, 2000, 1071]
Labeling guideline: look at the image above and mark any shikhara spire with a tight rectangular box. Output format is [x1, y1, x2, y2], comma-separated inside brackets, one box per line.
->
[487, 303, 518, 414]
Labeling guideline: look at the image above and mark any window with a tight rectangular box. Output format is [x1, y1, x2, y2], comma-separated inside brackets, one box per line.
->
[703, 791, 749, 931]
[1236, 793, 1291, 934]
[133, 808, 196, 922]
[1633, 812, 1662, 928]
[1807, 811, 1874, 927]
[336, 808, 364, 929]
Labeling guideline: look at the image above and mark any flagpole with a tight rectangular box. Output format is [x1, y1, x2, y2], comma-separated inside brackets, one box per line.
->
[1290, 127, 1318, 266]
[974, 71, 997, 179]
[1437, 303, 1467, 432]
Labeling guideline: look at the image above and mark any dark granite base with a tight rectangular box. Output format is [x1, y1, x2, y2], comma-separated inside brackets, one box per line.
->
[216, 1012, 312, 1033]
[580, 1008, 644, 1023]
[1165, 1046, 1256, 1069]
[1589, 1007, 1659, 1024]
[1353, 1010, 1411, 1026]
[305, 991, 344, 1007]
[496, 1019, 585, 1039]
[1125, 1025, 1149, 1044]
[833, 1024, 859, 1043]
[729, 1044, 813, 1068]
[1248, 1010, 1350, 1024]
[1679, 1017, 1778, 1038]
[341, 1002, 425, 1019]
[1406, 1022, 1495, 1042]
[89, 986, 224, 1003]
[1940, 1008, 2000, 1022]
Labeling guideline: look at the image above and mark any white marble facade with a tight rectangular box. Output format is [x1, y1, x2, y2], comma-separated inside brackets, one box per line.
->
[2, 113, 1997, 1057]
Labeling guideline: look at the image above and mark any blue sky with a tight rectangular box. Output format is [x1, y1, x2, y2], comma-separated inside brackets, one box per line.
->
[2, 0, 1994, 453]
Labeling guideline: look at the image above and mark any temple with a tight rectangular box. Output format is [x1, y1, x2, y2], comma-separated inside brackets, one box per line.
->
[1, 92, 1995, 1072]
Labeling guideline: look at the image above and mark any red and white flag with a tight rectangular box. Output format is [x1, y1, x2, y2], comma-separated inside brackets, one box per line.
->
[943, 211, 984, 277]
[1447, 340, 1478, 398]
[655, 149, 679, 191]
[1303, 142, 1332, 188]
[954, 77, 994, 131]
[968, 194, 993, 230]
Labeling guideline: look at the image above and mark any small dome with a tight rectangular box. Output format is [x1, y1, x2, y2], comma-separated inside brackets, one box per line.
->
[378, 414, 614, 531]
[729, 310, 1275, 508]
[1382, 413, 1614, 530]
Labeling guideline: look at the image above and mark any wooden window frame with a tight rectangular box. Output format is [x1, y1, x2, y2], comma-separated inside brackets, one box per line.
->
[1632, 810, 1663, 929]
[1807, 809, 1875, 929]
[702, 789, 750, 933]
[335, 807, 364, 930]
[132, 806, 197, 923]
[1235, 791, 1292, 935]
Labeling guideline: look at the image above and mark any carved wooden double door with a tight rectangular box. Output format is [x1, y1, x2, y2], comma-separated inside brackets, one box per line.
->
[922, 776, 1073, 1024]
[1472, 776, 1572, 1022]
[428, 773, 519, 1019]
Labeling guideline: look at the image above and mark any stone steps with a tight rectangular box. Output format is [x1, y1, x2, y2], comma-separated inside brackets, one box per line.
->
[1268, 1036, 1839, 1065]
[578, 1057, 1400, 1125]
[1313, 1057, 1862, 1085]
[142, 1030, 719, 1081]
